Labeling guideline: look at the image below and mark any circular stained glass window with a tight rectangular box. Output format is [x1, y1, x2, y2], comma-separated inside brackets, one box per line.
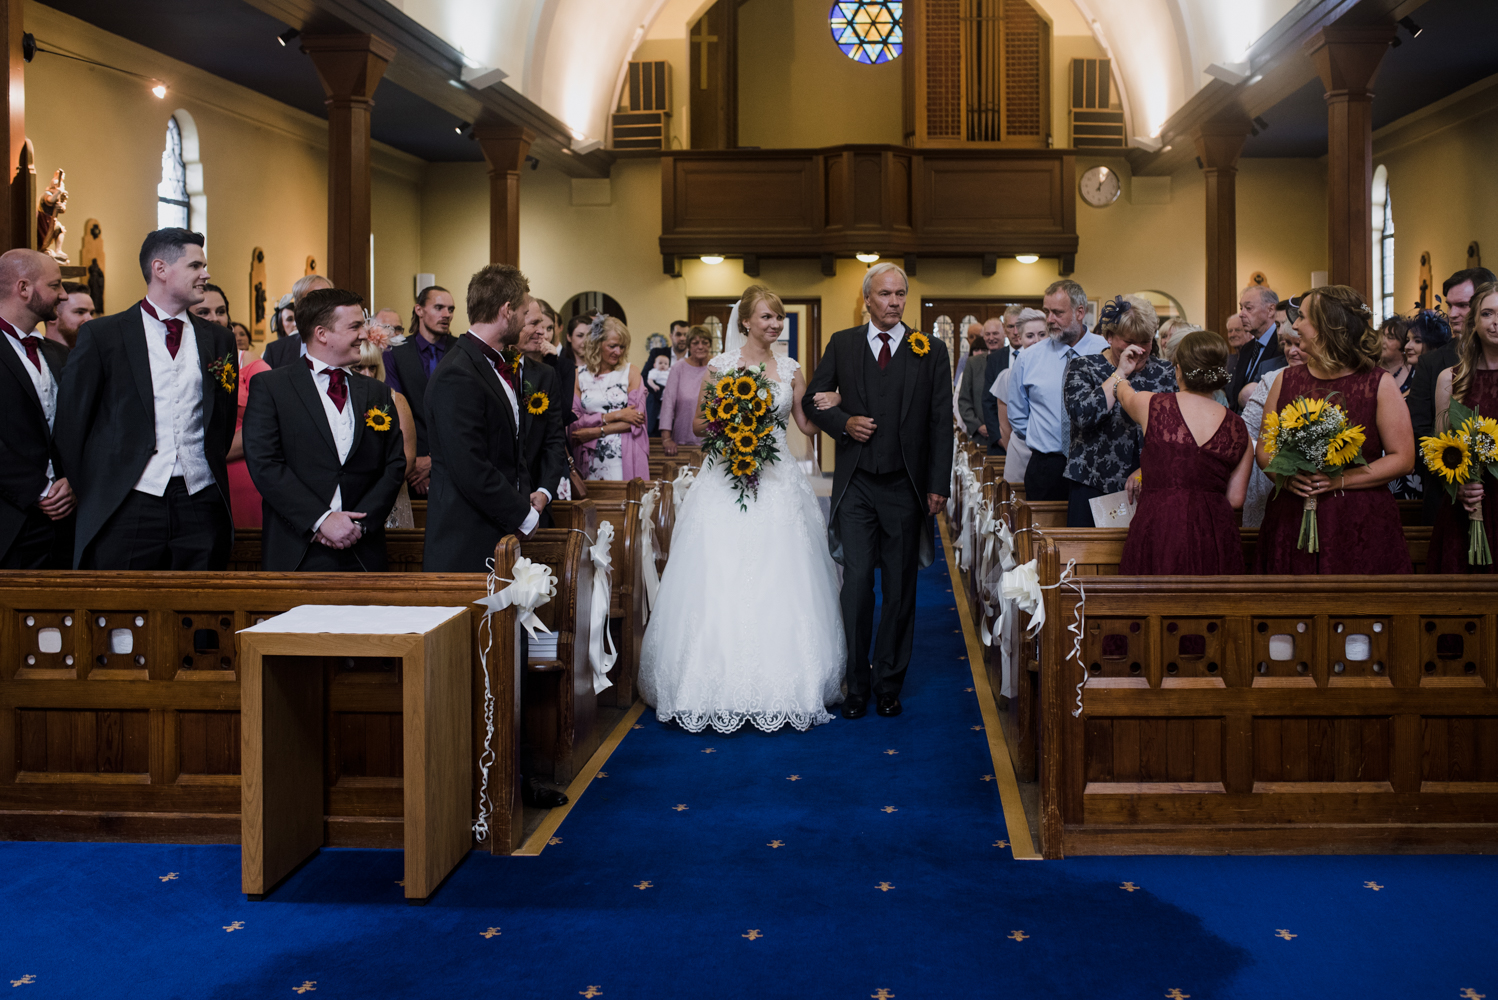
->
[829, 1, 903, 65]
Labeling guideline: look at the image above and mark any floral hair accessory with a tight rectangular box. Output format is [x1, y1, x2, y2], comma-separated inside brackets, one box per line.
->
[364, 322, 407, 352]
[1184, 365, 1228, 382]
[1100, 295, 1132, 325]
[588, 313, 609, 340]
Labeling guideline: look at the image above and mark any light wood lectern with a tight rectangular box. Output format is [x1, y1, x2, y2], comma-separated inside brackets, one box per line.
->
[239, 605, 472, 904]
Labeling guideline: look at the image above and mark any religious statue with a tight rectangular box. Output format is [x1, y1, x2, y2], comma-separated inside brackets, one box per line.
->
[37, 169, 69, 264]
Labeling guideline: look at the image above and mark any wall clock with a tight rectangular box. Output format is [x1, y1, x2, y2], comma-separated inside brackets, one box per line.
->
[1080, 165, 1121, 207]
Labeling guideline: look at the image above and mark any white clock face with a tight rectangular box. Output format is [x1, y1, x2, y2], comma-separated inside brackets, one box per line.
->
[1080, 165, 1121, 207]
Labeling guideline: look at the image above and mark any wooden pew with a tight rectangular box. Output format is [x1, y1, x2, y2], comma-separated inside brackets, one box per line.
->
[1028, 537, 1498, 858]
[518, 503, 599, 784]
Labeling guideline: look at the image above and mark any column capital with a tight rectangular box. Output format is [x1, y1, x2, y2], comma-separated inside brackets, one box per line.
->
[472, 121, 537, 174]
[1190, 115, 1251, 171]
[301, 33, 397, 103]
[1304, 24, 1396, 97]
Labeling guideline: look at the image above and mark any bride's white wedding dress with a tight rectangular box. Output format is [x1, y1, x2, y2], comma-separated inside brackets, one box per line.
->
[639, 349, 845, 733]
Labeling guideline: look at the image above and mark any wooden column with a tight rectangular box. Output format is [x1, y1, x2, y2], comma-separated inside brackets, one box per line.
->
[472, 122, 536, 267]
[1306, 25, 1395, 299]
[1, 0, 25, 252]
[302, 34, 396, 297]
[1192, 117, 1250, 335]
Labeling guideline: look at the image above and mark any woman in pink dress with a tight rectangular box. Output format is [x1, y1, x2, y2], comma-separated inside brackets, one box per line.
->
[1115, 330, 1255, 574]
[226, 348, 272, 528]
[1254, 286, 1415, 574]
[659, 326, 714, 453]
[570, 316, 649, 481]
[1429, 284, 1498, 572]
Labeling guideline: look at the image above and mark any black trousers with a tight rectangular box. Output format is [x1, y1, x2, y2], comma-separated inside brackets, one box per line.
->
[1, 506, 73, 569]
[295, 543, 367, 572]
[1024, 450, 1069, 502]
[1065, 478, 1104, 527]
[837, 469, 924, 701]
[85, 478, 231, 571]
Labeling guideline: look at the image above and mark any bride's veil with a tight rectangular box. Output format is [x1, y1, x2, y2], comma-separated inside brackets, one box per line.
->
[723, 300, 746, 357]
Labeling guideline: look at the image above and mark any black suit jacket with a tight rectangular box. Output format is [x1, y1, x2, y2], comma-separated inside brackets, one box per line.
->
[0, 336, 69, 553]
[543, 349, 579, 427]
[242, 363, 406, 571]
[261, 334, 303, 370]
[980, 344, 1012, 455]
[54, 308, 237, 567]
[1227, 326, 1285, 411]
[522, 362, 570, 502]
[422, 334, 539, 573]
[387, 334, 457, 455]
[806, 325, 954, 567]
[1408, 340, 1460, 440]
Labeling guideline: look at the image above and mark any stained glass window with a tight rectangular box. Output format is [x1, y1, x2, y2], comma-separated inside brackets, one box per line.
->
[829, 1, 903, 65]
[157, 116, 189, 230]
[1380, 191, 1395, 323]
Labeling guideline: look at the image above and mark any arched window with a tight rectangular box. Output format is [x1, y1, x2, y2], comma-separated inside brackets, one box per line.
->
[1372, 165, 1394, 323]
[157, 116, 189, 230]
[829, 1, 903, 64]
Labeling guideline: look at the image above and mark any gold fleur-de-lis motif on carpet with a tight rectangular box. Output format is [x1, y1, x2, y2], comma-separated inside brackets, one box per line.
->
[1164, 990, 1190, 1000]
[742, 929, 762, 940]
[875, 882, 895, 892]
[293, 983, 317, 995]
[580, 988, 603, 999]
[548, 837, 563, 846]
[767, 840, 784, 849]
[881, 806, 898, 813]
[1460, 989, 1485, 999]
[672, 804, 689, 812]
[786, 775, 801, 781]
[1007, 931, 1028, 942]
[223, 921, 244, 933]
[884, 749, 899, 756]
[1364, 881, 1383, 891]
[394, 880, 405, 887]
[964, 687, 975, 693]
[632, 724, 644, 729]
[159, 873, 178, 882]
[634, 881, 653, 890]
[10, 975, 35, 987]
[480, 928, 501, 939]
[596, 772, 608, 778]
[981, 774, 995, 782]
[993, 840, 1009, 848]
[1120, 882, 1139, 892]
[971, 725, 983, 731]
[702, 748, 716, 754]
[872, 990, 895, 1000]
[1274, 930, 1296, 940]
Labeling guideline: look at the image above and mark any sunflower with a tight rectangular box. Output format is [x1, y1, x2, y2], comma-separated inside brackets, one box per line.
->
[1326, 425, 1366, 467]
[218, 368, 236, 393]
[730, 455, 758, 476]
[715, 375, 735, 397]
[732, 375, 757, 399]
[1260, 409, 1280, 458]
[1422, 431, 1472, 485]
[526, 391, 549, 415]
[715, 397, 738, 420]
[750, 397, 767, 417]
[907, 331, 931, 357]
[732, 430, 757, 453]
[364, 406, 393, 432]
[1278, 402, 1305, 430]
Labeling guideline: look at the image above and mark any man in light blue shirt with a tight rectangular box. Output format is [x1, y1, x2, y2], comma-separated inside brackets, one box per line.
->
[1006, 279, 1105, 501]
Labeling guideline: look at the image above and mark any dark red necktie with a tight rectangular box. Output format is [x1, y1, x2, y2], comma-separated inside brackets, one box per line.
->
[139, 299, 183, 358]
[467, 332, 519, 391]
[307, 357, 348, 412]
[877, 332, 892, 371]
[3, 325, 41, 371]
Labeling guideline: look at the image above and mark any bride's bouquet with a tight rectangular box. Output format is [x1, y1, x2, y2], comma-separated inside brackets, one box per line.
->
[1419, 399, 1498, 566]
[1260, 393, 1368, 552]
[701, 364, 784, 511]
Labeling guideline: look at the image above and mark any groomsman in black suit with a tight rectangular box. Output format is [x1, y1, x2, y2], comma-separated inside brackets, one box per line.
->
[260, 274, 332, 369]
[243, 288, 406, 571]
[518, 295, 570, 526]
[0, 250, 75, 568]
[423, 265, 558, 573]
[382, 285, 457, 497]
[55, 229, 237, 570]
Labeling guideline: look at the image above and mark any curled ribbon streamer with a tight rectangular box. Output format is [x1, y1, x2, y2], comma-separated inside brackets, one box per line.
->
[585, 521, 619, 692]
[671, 465, 696, 520]
[638, 486, 661, 614]
[473, 557, 558, 641]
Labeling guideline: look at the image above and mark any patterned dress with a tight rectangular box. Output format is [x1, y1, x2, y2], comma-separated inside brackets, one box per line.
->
[575, 364, 634, 480]
[1063, 353, 1179, 494]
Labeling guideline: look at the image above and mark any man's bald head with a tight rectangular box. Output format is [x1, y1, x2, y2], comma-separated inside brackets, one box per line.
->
[0, 249, 63, 325]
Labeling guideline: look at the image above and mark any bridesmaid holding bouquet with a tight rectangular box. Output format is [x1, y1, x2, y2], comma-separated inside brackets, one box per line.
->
[1429, 281, 1498, 572]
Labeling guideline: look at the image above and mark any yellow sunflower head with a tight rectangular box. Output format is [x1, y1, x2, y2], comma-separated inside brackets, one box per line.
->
[733, 375, 757, 399]
[1278, 400, 1305, 430]
[1326, 425, 1366, 468]
[219, 370, 236, 393]
[730, 455, 758, 476]
[1260, 409, 1280, 457]
[733, 431, 757, 453]
[1422, 431, 1472, 485]
[908, 331, 931, 357]
[526, 391, 549, 415]
[750, 397, 768, 417]
[715, 397, 738, 420]
[364, 407, 393, 432]
[715, 375, 735, 396]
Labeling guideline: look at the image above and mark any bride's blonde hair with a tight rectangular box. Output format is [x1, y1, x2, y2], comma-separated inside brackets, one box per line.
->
[736, 284, 785, 335]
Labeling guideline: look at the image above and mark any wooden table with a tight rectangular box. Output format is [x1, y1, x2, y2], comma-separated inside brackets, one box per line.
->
[239, 605, 472, 903]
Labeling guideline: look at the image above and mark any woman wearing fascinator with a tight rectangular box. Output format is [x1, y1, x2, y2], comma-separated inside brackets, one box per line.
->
[1111, 330, 1256, 574]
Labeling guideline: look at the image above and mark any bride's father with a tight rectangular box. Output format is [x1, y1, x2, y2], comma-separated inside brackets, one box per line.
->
[807, 263, 953, 719]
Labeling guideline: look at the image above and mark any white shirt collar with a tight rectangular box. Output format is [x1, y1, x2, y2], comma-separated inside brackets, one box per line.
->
[142, 296, 192, 327]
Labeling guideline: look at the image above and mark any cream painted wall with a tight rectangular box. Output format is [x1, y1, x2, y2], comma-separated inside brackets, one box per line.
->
[23, 1, 423, 330]
[1374, 74, 1498, 312]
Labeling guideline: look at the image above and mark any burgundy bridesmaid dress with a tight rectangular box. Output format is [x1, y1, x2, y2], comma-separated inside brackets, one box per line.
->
[1254, 365, 1411, 574]
[1120, 394, 1248, 575]
[1427, 369, 1498, 573]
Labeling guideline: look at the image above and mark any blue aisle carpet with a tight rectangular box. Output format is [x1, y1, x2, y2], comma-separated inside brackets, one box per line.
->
[4, 539, 1498, 998]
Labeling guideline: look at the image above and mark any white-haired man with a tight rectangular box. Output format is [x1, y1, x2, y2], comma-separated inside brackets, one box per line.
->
[1226, 285, 1281, 411]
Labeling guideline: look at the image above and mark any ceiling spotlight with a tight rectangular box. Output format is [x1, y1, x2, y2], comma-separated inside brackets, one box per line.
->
[1161, 144, 1173, 153]
[1398, 16, 1422, 38]
[277, 28, 300, 47]
[454, 121, 469, 135]
[855, 252, 880, 264]
[700, 255, 725, 266]
[1253, 116, 1269, 132]
[1015, 255, 1039, 264]
[151, 82, 167, 99]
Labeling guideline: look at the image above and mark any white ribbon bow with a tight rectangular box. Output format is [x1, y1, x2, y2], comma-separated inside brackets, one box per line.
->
[585, 521, 619, 692]
[671, 465, 696, 520]
[1001, 559, 1044, 634]
[638, 486, 661, 614]
[473, 556, 557, 641]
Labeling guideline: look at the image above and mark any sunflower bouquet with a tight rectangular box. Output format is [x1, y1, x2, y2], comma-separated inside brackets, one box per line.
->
[700, 364, 783, 511]
[1260, 393, 1368, 552]
[1419, 399, 1498, 566]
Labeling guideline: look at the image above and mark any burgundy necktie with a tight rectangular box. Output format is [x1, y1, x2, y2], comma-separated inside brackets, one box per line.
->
[877, 332, 892, 371]
[139, 299, 184, 358]
[307, 358, 348, 412]
[3, 325, 41, 371]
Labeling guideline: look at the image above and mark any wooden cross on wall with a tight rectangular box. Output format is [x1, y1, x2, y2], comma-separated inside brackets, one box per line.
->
[691, 18, 717, 89]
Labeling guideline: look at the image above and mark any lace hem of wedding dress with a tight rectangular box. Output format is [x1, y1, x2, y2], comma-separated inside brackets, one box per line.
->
[655, 705, 835, 735]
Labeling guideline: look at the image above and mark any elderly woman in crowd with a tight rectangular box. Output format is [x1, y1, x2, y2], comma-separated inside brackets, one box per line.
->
[990, 308, 1046, 490]
[571, 315, 649, 480]
[660, 325, 714, 455]
[1061, 294, 1177, 526]
[1378, 315, 1413, 395]
[1239, 319, 1308, 526]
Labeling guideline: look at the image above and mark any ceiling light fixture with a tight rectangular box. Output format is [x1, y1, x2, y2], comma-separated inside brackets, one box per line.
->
[700, 255, 725, 265]
[26, 35, 173, 100]
[1204, 61, 1249, 85]
[1398, 16, 1422, 38]
[855, 252, 880, 264]
[1015, 255, 1039, 264]
[151, 82, 167, 99]
[277, 28, 300, 47]
[1161, 144, 1173, 153]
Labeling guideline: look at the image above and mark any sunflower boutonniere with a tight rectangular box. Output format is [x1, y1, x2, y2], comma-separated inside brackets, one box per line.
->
[207, 353, 237, 393]
[526, 391, 550, 416]
[364, 405, 393, 432]
[906, 331, 931, 358]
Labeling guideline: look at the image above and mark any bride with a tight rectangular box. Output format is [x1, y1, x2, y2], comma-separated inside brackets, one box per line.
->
[638, 285, 846, 733]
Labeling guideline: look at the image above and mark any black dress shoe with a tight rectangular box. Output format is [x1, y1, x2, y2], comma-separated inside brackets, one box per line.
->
[876, 694, 903, 717]
[522, 777, 569, 809]
[841, 697, 868, 719]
